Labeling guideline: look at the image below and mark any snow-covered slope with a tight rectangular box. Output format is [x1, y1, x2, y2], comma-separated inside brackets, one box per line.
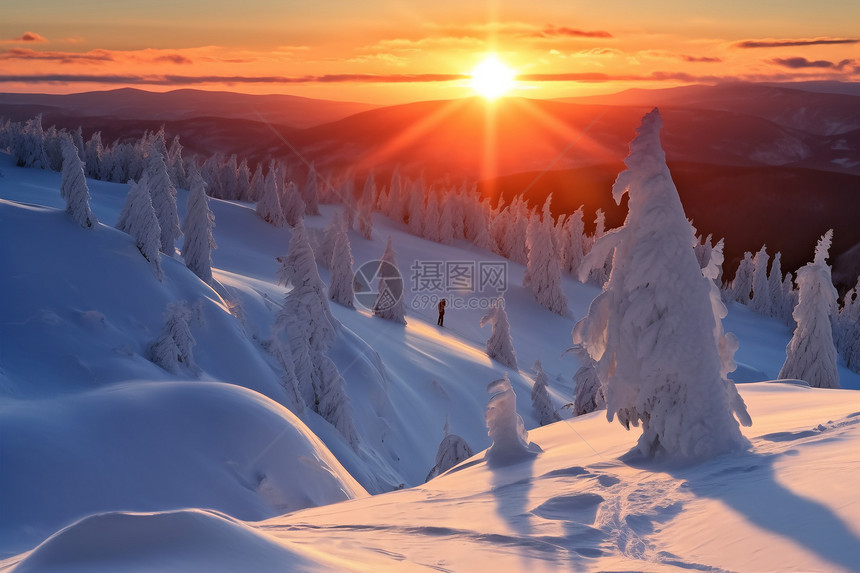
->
[2, 152, 859, 571]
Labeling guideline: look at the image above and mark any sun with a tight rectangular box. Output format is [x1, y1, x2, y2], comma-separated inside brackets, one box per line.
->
[469, 55, 516, 100]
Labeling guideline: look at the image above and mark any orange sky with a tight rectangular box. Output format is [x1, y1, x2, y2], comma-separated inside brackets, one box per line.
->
[1, 1, 858, 104]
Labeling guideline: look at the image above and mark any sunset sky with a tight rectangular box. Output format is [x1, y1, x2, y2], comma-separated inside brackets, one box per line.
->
[1, 0, 858, 104]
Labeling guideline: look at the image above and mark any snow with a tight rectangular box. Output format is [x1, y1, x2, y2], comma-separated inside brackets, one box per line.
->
[2, 149, 860, 571]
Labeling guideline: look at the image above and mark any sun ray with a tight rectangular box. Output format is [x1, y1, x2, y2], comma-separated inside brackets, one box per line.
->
[356, 98, 468, 172]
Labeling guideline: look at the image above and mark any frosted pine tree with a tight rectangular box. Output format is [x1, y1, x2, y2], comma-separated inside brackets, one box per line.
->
[767, 252, 784, 318]
[84, 131, 104, 179]
[438, 194, 456, 245]
[730, 252, 754, 304]
[425, 419, 474, 481]
[485, 373, 539, 465]
[480, 295, 517, 369]
[571, 346, 604, 416]
[248, 162, 265, 202]
[282, 180, 306, 227]
[572, 109, 751, 460]
[781, 272, 798, 325]
[276, 221, 338, 355]
[559, 206, 586, 275]
[144, 146, 182, 256]
[423, 191, 442, 242]
[531, 360, 560, 426]
[264, 322, 304, 414]
[60, 138, 98, 228]
[385, 166, 404, 222]
[167, 135, 188, 189]
[116, 177, 163, 279]
[149, 302, 197, 375]
[317, 355, 360, 449]
[524, 211, 568, 315]
[373, 236, 407, 324]
[778, 230, 840, 388]
[355, 193, 374, 239]
[181, 169, 217, 285]
[256, 167, 287, 227]
[236, 158, 251, 201]
[838, 277, 860, 373]
[750, 245, 771, 316]
[302, 162, 321, 216]
[328, 220, 356, 309]
[407, 180, 425, 236]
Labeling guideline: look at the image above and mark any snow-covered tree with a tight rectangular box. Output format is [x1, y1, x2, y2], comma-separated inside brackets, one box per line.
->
[281, 180, 305, 227]
[256, 167, 287, 227]
[407, 180, 425, 236]
[480, 295, 517, 369]
[778, 230, 840, 388]
[144, 146, 182, 256]
[84, 131, 104, 179]
[15, 114, 49, 169]
[373, 236, 407, 324]
[730, 252, 754, 304]
[263, 323, 304, 414]
[572, 109, 751, 460]
[571, 346, 604, 416]
[524, 211, 568, 315]
[531, 360, 560, 426]
[248, 162, 265, 202]
[385, 166, 404, 222]
[116, 177, 163, 279]
[328, 220, 356, 309]
[277, 221, 338, 355]
[438, 193, 456, 245]
[181, 169, 217, 285]
[838, 276, 860, 373]
[559, 206, 586, 276]
[355, 193, 374, 239]
[316, 355, 360, 449]
[425, 420, 474, 481]
[422, 191, 442, 243]
[485, 373, 538, 465]
[167, 135, 188, 189]
[59, 138, 97, 228]
[302, 162, 321, 216]
[750, 245, 771, 316]
[767, 252, 784, 319]
[149, 302, 197, 375]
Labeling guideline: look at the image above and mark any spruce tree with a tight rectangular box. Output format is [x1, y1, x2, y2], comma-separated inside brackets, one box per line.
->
[531, 360, 560, 425]
[480, 295, 517, 369]
[573, 109, 751, 460]
[778, 230, 840, 388]
[60, 138, 98, 229]
[181, 169, 217, 285]
[116, 177, 163, 279]
[144, 146, 182, 256]
[373, 236, 407, 324]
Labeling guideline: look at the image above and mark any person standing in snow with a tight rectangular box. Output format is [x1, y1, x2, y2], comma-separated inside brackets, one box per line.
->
[437, 298, 447, 327]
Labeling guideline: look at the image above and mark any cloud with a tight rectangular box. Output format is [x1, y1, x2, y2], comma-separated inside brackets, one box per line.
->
[638, 50, 722, 63]
[0, 73, 470, 86]
[152, 54, 193, 65]
[679, 54, 722, 63]
[734, 37, 859, 49]
[771, 57, 855, 70]
[2, 31, 48, 44]
[531, 25, 612, 39]
[0, 48, 113, 63]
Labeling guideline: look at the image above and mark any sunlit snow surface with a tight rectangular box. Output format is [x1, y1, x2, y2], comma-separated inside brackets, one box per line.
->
[2, 153, 859, 571]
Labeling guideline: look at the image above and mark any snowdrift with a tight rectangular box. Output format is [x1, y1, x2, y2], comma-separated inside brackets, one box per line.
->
[11, 509, 345, 573]
[0, 381, 366, 555]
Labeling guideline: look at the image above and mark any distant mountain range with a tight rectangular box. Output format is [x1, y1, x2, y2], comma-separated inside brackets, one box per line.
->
[1, 83, 857, 286]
